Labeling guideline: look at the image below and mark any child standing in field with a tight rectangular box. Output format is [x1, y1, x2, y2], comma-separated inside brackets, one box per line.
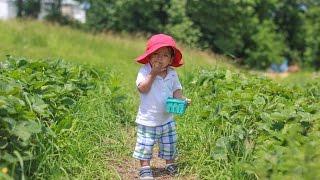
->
[133, 34, 190, 180]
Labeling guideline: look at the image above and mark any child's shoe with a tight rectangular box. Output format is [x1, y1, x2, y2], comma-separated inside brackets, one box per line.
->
[139, 166, 154, 180]
[165, 164, 178, 176]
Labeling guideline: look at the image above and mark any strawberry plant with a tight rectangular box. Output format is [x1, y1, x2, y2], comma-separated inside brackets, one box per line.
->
[0, 56, 106, 179]
[178, 68, 320, 179]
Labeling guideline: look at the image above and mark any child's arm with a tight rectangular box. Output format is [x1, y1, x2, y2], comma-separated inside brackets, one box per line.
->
[138, 63, 165, 93]
[173, 89, 183, 99]
[137, 73, 157, 93]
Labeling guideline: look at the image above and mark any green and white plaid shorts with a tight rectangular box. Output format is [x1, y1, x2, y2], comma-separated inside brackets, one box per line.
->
[133, 120, 177, 160]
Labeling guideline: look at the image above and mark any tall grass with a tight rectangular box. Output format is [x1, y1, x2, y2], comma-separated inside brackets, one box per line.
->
[0, 20, 139, 86]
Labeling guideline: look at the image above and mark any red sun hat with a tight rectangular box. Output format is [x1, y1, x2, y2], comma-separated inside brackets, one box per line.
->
[135, 34, 184, 67]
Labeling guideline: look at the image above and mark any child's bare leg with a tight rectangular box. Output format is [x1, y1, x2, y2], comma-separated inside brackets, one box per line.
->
[140, 160, 151, 167]
[166, 159, 174, 165]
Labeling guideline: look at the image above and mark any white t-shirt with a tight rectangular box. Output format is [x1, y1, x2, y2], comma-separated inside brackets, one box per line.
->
[135, 63, 182, 127]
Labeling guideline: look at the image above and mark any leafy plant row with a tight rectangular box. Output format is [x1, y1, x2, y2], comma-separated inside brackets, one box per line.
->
[179, 68, 320, 179]
[0, 56, 105, 179]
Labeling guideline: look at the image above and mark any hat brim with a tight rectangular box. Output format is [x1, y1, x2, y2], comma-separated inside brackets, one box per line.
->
[135, 43, 183, 67]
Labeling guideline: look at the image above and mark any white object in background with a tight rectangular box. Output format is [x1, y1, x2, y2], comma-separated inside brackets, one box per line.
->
[61, 0, 86, 23]
[38, 0, 87, 23]
[0, 0, 17, 20]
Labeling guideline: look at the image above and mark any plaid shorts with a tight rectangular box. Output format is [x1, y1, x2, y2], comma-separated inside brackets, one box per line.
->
[133, 120, 177, 160]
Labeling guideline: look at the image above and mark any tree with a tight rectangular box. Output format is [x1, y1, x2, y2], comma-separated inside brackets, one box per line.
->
[16, 0, 41, 18]
[164, 0, 202, 47]
[85, 0, 169, 33]
[23, 0, 41, 18]
[186, 0, 259, 56]
[45, 0, 63, 23]
[303, 2, 320, 69]
[274, 0, 307, 63]
[17, 0, 23, 17]
[245, 20, 286, 69]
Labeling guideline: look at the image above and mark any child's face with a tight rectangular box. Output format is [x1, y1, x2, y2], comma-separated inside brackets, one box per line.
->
[149, 47, 173, 68]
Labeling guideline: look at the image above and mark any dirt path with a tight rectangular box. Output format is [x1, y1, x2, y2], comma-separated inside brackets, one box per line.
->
[113, 127, 197, 180]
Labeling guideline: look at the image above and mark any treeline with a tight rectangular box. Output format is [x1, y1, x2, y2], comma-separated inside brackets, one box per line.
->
[18, 0, 320, 70]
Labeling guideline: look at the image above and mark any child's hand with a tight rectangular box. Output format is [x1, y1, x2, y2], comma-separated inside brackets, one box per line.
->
[151, 62, 166, 76]
[184, 97, 191, 106]
[185, 98, 192, 106]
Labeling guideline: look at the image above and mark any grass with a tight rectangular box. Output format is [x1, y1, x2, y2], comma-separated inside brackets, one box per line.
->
[46, 85, 131, 179]
[0, 20, 138, 85]
[275, 71, 320, 87]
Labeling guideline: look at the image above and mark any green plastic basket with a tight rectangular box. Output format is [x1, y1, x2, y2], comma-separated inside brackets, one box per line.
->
[166, 97, 187, 115]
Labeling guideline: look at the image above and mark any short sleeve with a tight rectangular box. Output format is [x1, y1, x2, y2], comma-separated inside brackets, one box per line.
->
[172, 71, 182, 92]
[136, 66, 149, 87]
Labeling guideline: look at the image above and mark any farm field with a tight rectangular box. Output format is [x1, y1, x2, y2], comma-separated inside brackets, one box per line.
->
[1, 20, 320, 179]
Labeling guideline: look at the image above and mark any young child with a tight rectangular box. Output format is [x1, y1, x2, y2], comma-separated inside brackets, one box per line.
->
[133, 34, 190, 179]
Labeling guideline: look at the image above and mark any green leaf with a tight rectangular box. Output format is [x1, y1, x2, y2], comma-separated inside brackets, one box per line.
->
[260, 112, 271, 122]
[12, 121, 42, 142]
[1, 152, 18, 163]
[2, 117, 16, 126]
[270, 112, 287, 122]
[60, 97, 76, 106]
[0, 137, 8, 149]
[30, 95, 48, 115]
[0, 97, 7, 107]
[0, 79, 22, 96]
[17, 59, 28, 67]
[212, 137, 229, 160]
[253, 96, 266, 107]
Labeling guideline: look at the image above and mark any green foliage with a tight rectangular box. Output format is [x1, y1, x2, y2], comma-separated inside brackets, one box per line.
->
[18, 0, 41, 18]
[254, 0, 280, 21]
[164, 0, 201, 47]
[303, 4, 320, 69]
[187, 0, 257, 54]
[43, 0, 62, 22]
[86, 0, 168, 33]
[274, 0, 307, 59]
[35, 72, 134, 179]
[0, 56, 106, 179]
[178, 67, 320, 179]
[245, 20, 287, 69]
